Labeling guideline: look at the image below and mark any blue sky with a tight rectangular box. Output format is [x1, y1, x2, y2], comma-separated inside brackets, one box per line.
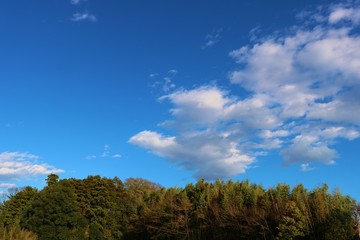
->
[1, 0, 360, 200]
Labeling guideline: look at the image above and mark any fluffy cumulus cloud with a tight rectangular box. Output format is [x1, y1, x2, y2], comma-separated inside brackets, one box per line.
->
[130, 3, 360, 180]
[129, 129, 253, 180]
[328, 5, 360, 24]
[130, 87, 263, 179]
[228, 2, 360, 167]
[0, 152, 63, 181]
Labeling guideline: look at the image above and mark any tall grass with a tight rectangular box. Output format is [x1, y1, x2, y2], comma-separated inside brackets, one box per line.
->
[0, 226, 38, 240]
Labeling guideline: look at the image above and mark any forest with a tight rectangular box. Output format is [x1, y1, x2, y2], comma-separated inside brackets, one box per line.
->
[0, 174, 359, 240]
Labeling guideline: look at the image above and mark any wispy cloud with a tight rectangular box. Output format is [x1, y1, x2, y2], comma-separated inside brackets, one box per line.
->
[85, 145, 121, 160]
[0, 152, 63, 181]
[300, 163, 315, 172]
[150, 69, 178, 93]
[100, 144, 110, 157]
[0, 183, 16, 188]
[71, 11, 97, 22]
[167, 69, 178, 75]
[131, 3, 360, 180]
[85, 155, 97, 160]
[202, 28, 222, 49]
[70, 0, 87, 5]
[149, 73, 159, 78]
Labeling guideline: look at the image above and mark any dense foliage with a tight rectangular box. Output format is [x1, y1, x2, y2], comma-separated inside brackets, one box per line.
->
[1, 175, 359, 239]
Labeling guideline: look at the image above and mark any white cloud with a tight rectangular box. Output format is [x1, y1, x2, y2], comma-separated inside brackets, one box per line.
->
[129, 130, 253, 179]
[0, 183, 16, 188]
[131, 3, 360, 178]
[150, 69, 178, 93]
[70, 0, 86, 5]
[328, 6, 360, 24]
[100, 144, 110, 157]
[0, 152, 63, 181]
[300, 163, 315, 172]
[280, 135, 337, 165]
[85, 155, 97, 160]
[228, 3, 360, 166]
[224, 94, 281, 129]
[131, 87, 275, 179]
[162, 77, 176, 92]
[71, 11, 97, 22]
[149, 73, 159, 78]
[85, 145, 122, 160]
[308, 97, 360, 125]
[319, 126, 359, 140]
[129, 131, 176, 153]
[161, 87, 229, 126]
[202, 28, 222, 49]
[168, 69, 178, 75]
[260, 130, 290, 139]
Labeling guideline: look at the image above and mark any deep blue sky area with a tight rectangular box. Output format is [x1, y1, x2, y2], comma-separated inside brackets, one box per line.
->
[1, 0, 359, 201]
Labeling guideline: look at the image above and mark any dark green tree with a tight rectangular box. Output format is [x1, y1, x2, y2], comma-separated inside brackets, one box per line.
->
[1, 175, 357, 240]
[0, 186, 37, 228]
[45, 173, 59, 186]
[22, 181, 86, 240]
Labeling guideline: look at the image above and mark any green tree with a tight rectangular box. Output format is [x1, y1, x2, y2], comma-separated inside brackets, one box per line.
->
[0, 186, 37, 228]
[145, 187, 192, 239]
[22, 181, 86, 240]
[45, 174, 59, 186]
[123, 178, 161, 239]
[276, 201, 308, 240]
[1, 174, 357, 240]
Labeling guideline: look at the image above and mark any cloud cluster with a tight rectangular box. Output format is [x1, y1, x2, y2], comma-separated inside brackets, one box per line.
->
[150, 69, 178, 93]
[130, 3, 360, 180]
[69, 0, 96, 23]
[130, 86, 260, 179]
[85, 145, 122, 160]
[0, 152, 63, 181]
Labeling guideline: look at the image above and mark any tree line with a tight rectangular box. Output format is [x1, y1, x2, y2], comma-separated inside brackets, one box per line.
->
[0, 174, 359, 240]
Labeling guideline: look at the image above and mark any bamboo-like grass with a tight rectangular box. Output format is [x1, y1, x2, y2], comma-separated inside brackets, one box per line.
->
[0, 226, 38, 240]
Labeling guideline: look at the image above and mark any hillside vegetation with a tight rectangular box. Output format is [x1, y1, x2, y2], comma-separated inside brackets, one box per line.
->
[0, 174, 359, 240]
